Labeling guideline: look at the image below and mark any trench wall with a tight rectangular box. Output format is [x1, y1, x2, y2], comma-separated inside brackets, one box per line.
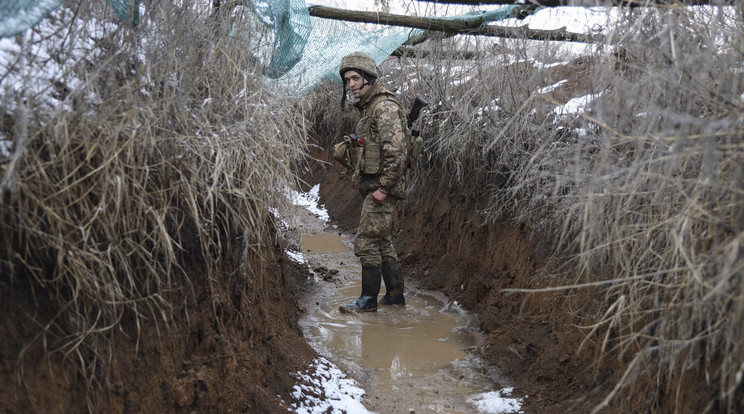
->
[306, 146, 718, 413]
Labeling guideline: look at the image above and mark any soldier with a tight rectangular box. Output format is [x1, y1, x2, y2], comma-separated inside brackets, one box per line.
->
[335, 52, 407, 313]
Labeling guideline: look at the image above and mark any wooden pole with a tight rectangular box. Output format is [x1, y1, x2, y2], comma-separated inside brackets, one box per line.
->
[410, 0, 729, 6]
[307, 5, 604, 43]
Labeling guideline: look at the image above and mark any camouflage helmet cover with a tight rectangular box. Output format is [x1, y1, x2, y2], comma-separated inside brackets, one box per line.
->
[339, 52, 379, 80]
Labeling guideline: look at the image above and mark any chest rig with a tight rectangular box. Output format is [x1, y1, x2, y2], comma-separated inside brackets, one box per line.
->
[350, 93, 406, 175]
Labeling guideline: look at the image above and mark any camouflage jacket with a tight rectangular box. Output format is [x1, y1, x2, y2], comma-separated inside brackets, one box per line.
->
[354, 83, 408, 199]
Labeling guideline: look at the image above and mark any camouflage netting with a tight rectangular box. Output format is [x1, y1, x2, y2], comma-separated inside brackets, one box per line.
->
[0, 0, 140, 38]
[1, 0, 519, 96]
[268, 4, 519, 96]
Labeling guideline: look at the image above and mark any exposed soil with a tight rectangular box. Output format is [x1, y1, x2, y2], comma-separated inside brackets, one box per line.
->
[0, 225, 318, 413]
[302, 148, 621, 413]
[1, 110, 720, 413]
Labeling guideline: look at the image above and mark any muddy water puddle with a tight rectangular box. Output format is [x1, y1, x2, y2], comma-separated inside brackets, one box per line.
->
[298, 231, 514, 413]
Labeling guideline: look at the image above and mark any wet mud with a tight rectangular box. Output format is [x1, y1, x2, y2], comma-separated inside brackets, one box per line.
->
[293, 214, 519, 413]
[302, 151, 618, 413]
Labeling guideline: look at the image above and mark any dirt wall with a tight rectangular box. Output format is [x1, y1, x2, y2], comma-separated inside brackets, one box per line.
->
[304, 147, 720, 413]
[0, 226, 316, 413]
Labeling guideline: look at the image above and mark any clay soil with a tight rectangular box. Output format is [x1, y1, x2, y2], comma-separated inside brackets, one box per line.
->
[0, 147, 719, 413]
[300, 147, 718, 414]
[0, 226, 318, 413]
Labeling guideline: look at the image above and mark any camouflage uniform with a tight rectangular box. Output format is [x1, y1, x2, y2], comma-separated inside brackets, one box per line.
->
[352, 83, 408, 268]
[337, 52, 407, 312]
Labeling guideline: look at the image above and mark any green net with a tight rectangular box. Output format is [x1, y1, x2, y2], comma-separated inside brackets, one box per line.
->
[249, 0, 313, 78]
[270, 15, 422, 96]
[267, 5, 521, 96]
[0, 0, 68, 38]
[1, 0, 519, 96]
[0, 0, 140, 38]
[104, 0, 141, 26]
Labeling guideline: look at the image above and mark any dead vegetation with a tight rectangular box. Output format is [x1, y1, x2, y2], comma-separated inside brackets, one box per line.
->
[1, 0, 306, 409]
[2, 0, 744, 412]
[307, 3, 744, 412]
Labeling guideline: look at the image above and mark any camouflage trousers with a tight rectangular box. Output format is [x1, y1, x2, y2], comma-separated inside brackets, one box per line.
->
[353, 192, 398, 267]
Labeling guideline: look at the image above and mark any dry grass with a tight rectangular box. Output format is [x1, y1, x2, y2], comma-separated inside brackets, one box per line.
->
[3, 0, 743, 411]
[307, 3, 744, 412]
[0, 0, 306, 406]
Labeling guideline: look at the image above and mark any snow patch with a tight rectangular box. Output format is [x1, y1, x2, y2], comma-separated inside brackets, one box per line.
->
[289, 184, 330, 223]
[554, 93, 601, 116]
[539, 79, 567, 95]
[290, 357, 372, 414]
[0, 137, 11, 158]
[469, 387, 524, 414]
[285, 249, 305, 263]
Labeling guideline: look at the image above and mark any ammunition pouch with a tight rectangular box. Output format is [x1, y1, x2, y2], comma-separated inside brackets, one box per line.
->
[333, 139, 366, 175]
[356, 115, 381, 175]
[349, 146, 364, 174]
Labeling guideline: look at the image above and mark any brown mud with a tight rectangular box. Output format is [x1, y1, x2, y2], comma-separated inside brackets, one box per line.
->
[303, 142, 722, 413]
[0, 144, 718, 412]
[303, 149, 623, 413]
[0, 225, 318, 413]
[293, 208, 513, 413]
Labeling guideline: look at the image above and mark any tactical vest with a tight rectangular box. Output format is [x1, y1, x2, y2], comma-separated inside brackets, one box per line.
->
[353, 93, 408, 175]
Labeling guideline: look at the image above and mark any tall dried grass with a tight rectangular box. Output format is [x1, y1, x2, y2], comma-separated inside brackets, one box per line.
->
[566, 7, 744, 412]
[305, 3, 744, 412]
[0, 0, 306, 405]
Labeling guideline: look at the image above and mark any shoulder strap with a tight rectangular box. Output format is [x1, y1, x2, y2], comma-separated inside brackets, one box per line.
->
[365, 93, 403, 117]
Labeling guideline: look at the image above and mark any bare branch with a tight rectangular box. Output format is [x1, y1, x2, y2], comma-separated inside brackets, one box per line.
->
[412, 0, 731, 7]
[308, 5, 604, 43]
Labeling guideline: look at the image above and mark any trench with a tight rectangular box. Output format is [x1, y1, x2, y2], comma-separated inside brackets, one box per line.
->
[291, 192, 524, 413]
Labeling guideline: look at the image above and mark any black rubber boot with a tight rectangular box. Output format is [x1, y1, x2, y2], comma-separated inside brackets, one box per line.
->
[379, 259, 405, 306]
[340, 265, 382, 313]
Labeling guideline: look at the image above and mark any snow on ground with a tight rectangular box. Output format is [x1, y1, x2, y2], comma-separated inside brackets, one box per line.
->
[312, 0, 615, 35]
[289, 184, 330, 223]
[554, 93, 602, 117]
[281, 183, 329, 282]
[285, 249, 306, 263]
[499, 6, 616, 34]
[289, 357, 373, 414]
[0, 139, 11, 158]
[280, 183, 330, 262]
[468, 387, 524, 414]
[539, 79, 568, 95]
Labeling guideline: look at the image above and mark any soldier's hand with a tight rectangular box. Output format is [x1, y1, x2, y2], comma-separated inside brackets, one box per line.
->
[372, 189, 387, 205]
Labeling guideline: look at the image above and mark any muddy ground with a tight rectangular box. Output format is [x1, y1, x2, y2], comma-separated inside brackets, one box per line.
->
[1, 147, 717, 412]
[301, 147, 718, 414]
[290, 195, 507, 413]
[301, 151, 618, 413]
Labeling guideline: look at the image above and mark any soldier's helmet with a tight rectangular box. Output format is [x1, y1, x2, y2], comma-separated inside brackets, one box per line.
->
[339, 52, 379, 81]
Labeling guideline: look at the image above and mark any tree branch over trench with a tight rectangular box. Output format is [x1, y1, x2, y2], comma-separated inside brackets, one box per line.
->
[307, 5, 604, 44]
[412, 0, 732, 6]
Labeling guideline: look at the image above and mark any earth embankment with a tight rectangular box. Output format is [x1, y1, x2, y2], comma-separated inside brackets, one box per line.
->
[0, 227, 317, 413]
[303, 146, 718, 413]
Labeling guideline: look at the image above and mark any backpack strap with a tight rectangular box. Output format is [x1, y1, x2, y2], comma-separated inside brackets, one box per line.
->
[364, 93, 417, 170]
[365, 93, 403, 118]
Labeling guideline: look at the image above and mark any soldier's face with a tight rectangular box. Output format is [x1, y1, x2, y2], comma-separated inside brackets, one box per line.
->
[343, 70, 369, 99]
